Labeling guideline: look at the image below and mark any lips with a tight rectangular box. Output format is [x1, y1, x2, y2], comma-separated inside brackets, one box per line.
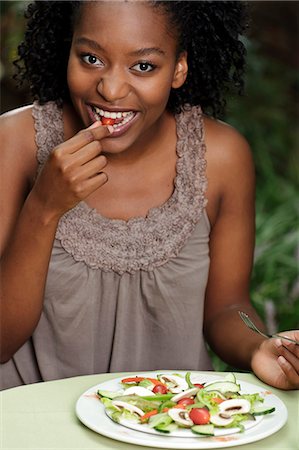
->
[89, 105, 136, 130]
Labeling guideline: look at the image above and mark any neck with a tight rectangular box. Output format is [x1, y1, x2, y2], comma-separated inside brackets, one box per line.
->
[106, 110, 176, 166]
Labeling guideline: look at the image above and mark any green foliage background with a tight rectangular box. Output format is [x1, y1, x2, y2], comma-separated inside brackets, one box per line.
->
[228, 40, 298, 326]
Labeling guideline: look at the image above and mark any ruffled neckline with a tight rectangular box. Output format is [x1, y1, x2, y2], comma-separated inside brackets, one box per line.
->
[33, 102, 208, 274]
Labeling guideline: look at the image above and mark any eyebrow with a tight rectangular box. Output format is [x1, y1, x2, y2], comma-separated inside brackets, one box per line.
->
[74, 37, 165, 57]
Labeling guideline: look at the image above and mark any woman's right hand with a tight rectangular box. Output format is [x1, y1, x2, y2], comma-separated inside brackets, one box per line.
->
[0, 118, 113, 362]
[31, 121, 112, 219]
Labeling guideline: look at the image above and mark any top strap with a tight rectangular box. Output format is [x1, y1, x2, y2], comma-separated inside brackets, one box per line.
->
[32, 101, 64, 166]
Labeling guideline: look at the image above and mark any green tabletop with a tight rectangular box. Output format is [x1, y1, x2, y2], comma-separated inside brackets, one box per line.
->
[1, 371, 298, 450]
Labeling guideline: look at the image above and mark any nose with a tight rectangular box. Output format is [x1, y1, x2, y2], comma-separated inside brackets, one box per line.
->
[96, 69, 130, 102]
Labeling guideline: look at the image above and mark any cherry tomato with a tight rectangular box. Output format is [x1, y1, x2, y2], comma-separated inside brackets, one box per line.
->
[101, 117, 115, 126]
[189, 407, 210, 425]
[194, 383, 204, 389]
[153, 384, 168, 394]
[177, 398, 195, 406]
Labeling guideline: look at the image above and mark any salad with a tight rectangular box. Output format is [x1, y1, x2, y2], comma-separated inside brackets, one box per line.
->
[97, 372, 275, 436]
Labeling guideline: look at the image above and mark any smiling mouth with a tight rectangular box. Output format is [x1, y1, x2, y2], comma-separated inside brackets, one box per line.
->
[91, 105, 136, 130]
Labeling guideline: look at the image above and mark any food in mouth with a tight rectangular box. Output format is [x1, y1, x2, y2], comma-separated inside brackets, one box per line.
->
[102, 117, 116, 126]
[91, 106, 135, 129]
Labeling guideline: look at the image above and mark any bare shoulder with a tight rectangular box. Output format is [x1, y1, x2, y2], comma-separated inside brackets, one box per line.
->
[203, 115, 253, 167]
[203, 115, 255, 188]
[0, 104, 38, 182]
[1, 104, 36, 142]
[202, 115, 255, 225]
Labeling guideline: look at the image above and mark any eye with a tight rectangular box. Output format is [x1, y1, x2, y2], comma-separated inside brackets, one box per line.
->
[131, 62, 156, 73]
[81, 54, 103, 67]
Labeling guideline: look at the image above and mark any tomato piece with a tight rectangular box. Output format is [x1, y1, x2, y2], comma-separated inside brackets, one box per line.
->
[153, 384, 168, 394]
[194, 383, 205, 389]
[146, 378, 168, 387]
[121, 377, 145, 384]
[177, 398, 195, 406]
[189, 407, 210, 425]
[212, 397, 224, 404]
[101, 117, 115, 126]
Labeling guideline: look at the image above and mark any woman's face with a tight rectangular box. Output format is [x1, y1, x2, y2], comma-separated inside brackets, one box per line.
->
[67, 0, 187, 154]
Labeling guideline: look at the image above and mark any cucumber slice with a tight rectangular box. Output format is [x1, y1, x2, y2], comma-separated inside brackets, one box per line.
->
[200, 390, 226, 400]
[191, 424, 214, 436]
[204, 381, 240, 394]
[97, 389, 123, 399]
[148, 412, 172, 429]
[252, 405, 276, 416]
[141, 393, 173, 401]
[224, 373, 236, 383]
[154, 423, 178, 433]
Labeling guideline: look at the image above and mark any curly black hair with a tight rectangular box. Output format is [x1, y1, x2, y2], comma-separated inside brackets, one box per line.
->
[15, 0, 248, 117]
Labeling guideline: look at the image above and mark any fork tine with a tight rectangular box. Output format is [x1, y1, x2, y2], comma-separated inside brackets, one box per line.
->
[239, 311, 299, 344]
[239, 311, 253, 329]
[238, 311, 268, 337]
[243, 315, 259, 332]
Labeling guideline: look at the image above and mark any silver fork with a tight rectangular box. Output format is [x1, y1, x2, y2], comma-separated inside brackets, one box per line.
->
[238, 311, 299, 345]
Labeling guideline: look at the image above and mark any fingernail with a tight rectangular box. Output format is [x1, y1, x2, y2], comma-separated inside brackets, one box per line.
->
[88, 121, 102, 129]
[107, 125, 114, 134]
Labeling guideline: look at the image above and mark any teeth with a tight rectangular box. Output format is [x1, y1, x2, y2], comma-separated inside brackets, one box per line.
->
[93, 106, 133, 119]
[112, 114, 133, 128]
[91, 105, 135, 129]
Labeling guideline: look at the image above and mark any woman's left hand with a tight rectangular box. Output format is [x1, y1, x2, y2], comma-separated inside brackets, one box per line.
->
[251, 330, 299, 390]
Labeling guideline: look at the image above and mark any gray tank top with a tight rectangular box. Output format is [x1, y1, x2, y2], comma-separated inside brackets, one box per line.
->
[0, 102, 213, 390]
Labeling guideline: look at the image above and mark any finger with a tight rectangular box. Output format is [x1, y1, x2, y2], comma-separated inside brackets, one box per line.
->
[278, 356, 299, 388]
[86, 122, 114, 143]
[282, 338, 299, 357]
[59, 124, 112, 155]
[278, 330, 299, 342]
[81, 171, 109, 194]
[78, 155, 108, 180]
[71, 140, 105, 166]
[275, 339, 299, 372]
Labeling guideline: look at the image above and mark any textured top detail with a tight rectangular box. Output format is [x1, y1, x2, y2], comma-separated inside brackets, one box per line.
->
[32, 101, 64, 166]
[32, 102, 207, 274]
[0, 102, 212, 390]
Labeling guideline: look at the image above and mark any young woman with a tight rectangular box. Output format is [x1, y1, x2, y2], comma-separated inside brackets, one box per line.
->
[0, 1, 298, 390]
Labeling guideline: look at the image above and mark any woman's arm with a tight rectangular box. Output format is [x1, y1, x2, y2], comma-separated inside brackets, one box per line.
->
[0, 109, 110, 362]
[203, 119, 265, 369]
[203, 119, 299, 389]
[0, 107, 55, 362]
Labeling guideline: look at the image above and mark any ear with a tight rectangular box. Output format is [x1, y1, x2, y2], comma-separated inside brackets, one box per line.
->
[172, 51, 188, 89]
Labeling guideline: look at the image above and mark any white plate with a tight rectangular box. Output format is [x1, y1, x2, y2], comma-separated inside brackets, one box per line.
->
[76, 371, 288, 449]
